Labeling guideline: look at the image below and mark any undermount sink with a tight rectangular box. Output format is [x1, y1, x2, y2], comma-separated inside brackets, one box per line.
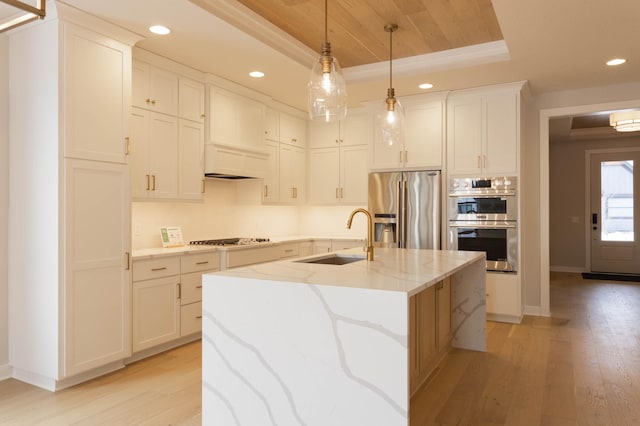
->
[295, 253, 366, 265]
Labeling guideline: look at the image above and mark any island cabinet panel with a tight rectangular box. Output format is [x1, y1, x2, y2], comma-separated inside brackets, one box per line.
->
[409, 277, 452, 396]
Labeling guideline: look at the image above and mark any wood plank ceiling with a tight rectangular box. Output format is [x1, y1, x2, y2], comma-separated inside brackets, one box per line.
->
[234, 0, 503, 68]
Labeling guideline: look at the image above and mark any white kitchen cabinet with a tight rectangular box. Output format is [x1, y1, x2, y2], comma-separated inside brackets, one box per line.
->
[133, 275, 181, 352]
[178, 119, 205, 200]
[64, 159, 131, 377]
[371, 94, 444, 170]
[308, 112, 369, 205]
[485, 272, 521, 323]
[262, 140, 279, 204]
[225, 246, 279, 268]
[279, 112, 306, 147]
[313, 240, 333, 254]
[178, 77, 205, 123]
[264, 107, 280, 142]
[278, 242, 300, 259]
[130, 108, 179, 200]
[209, 86, 265, 151]
[64, 25, 130, 164]
[132, 59, 178, 116]
[180, 252, 219, 336]
[8, 5, 138, 389]
[279, 144, 306, 205]
[299, 241, 313, 257]
[447, 83, 522, 177]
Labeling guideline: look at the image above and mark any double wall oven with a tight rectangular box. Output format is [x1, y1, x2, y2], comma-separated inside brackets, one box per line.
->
[448, 177, 518, 272]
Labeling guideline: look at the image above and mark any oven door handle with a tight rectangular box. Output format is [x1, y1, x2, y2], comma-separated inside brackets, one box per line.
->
[449, 191, 516, 197]
[448, 222, 517, 229]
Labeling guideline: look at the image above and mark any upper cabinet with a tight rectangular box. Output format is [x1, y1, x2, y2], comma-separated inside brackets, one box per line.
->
[64, 25, 131, 164]
[371, 93, 445, 171]
[178, 77, 206, 123]
[308, 111, 371, 205]
[447, 82, 523, 177]
[279, 112, 306, 147]
[132, 60, 178, 116]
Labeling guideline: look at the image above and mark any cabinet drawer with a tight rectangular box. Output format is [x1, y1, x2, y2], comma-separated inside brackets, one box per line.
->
[133, 257, 180, 281]
[180, 270, 212, 305]
[181, 302, 202, 336]
[181, 252, 220, 274]
[226, 246, 278, 268]
[278, 243, 299, 259]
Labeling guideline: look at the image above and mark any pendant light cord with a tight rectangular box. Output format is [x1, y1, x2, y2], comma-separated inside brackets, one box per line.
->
[324, 0, 328, 44]
[389, 26, 393, 89]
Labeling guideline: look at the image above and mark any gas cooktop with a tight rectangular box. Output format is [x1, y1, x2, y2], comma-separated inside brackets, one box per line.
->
[189, 238, 270, 246]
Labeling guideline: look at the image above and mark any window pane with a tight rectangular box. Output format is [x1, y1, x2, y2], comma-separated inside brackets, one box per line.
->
[601, 160, 634, 241]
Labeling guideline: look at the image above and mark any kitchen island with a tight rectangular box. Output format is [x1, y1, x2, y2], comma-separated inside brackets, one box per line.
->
[202, 247, 486, 425]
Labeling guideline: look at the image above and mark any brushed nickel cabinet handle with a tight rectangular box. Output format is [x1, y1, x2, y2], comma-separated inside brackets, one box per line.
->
[201, 179, 205, 194]
[399, 151, 403, 163]
[125, 137, 130, 155]
[195, 261, 209, 265]
[336, 188, 339, 199]
[177, 283, 181, 299]
[146, 174, 150, 190]
[284, 249, 294, 253]
[152, 175, 156, 190]
[340, 187, 344, 199]
[125, 252, 130, 270]
[151, 267, 167, 271]
[264, 185, 269, 197]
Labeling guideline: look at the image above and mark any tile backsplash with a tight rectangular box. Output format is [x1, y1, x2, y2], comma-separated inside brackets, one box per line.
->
[132, 178, 366, 249]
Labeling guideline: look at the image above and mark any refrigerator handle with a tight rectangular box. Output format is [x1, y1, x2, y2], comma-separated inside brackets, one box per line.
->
[399, 178, 408, 248]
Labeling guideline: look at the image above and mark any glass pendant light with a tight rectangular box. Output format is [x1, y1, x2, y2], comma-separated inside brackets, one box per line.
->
[376, 24, 404, 146]
[308, 0, 347, 122]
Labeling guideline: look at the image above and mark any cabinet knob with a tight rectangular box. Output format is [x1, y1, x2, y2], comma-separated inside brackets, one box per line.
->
[151, 99, 156, 105]
[145, 98, 151, 104]
[291, 138, 297, 143]
[201, 113, 206, 118]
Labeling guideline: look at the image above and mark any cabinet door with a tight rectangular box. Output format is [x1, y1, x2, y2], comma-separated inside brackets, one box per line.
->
[130, 108, 151, 199]
[371, 133, 403, 170]
[437, 278, 452, 349]
[181, 271, 205, 306]
[279, 144, 305, 204]
[178, 77, 205, 122]
[308, 119, 339, 148]
[313, 240, 332, 254]
[264, 107, 279, 142]
[181, 302, 203, 336]
[340, 113, 371, 147]
[178, 119, 204, 200]
[64, 24, 130, 164]
[404, 101, 443, 168]
[64, 159, 131, 376]
[483, 92, 518, 175]
[447, 96, 483, 175]
[280, 112, 306, 147]
[210, 87, 265, 151]
[148, 113, 179, 199]
[132, 276, 181, 352]
[308, 148, 340, 205]
[417, 286, 437, 370]
[486, 272, 520, 318]
[263, 141, 279, 204]
[132, 60, 178, 116]
[340, 145, 368, 205]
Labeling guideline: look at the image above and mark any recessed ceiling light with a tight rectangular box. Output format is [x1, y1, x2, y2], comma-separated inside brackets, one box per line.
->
[249, 71, 265, 78]
[149, 25, 171, 35]
[606, 58, 626, 66]
[419, 83, 434, 90]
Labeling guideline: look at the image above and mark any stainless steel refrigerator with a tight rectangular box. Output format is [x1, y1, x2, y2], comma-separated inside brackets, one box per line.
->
[368, 171, 441, 249]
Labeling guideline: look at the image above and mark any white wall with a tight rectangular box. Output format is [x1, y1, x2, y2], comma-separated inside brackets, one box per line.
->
[0, 34, 9, 375]
[132, 178, 367, 249]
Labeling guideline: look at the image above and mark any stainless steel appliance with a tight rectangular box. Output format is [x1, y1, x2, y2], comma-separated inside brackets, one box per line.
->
[368, 171, 441, 249]
[189, 238, 270, 246]
[448, 176, 518, 272]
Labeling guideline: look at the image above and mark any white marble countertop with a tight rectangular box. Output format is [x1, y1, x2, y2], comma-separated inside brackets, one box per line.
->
[132, 236, 364, 260]
[207, 247, 485, 296]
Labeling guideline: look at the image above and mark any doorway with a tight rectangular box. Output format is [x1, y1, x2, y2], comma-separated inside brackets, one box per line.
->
[588, 150, 640, 274]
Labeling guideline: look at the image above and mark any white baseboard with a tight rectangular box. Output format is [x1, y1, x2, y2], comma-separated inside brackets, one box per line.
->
[0, 363, 12, 381]
[550, 265, 587, 273]
[523, 304, 550, 317]
[487, 313, 522, 324]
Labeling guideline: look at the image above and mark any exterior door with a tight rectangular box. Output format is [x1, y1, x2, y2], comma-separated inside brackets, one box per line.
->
[590, 150, 640, 273]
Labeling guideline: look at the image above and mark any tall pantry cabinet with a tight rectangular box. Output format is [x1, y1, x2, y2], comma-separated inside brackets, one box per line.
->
[8, 3, 140, 390]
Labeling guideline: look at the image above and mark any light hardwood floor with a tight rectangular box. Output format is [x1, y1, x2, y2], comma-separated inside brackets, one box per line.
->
[1, 273, 639, 425]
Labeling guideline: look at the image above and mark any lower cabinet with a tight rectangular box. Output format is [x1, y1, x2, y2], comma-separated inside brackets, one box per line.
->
[132, 251, 219, 353]
[409, 277, 451, 395]
[486, 272, 521, 323]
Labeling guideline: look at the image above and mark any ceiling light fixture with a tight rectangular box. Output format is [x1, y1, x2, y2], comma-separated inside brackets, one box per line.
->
[307, 0, 347, 123]
[0, 0, 46, 33]
[249, 71, 265, 78]
[419, 83, 434, 90]
[149, 25, 171, 35]
[376, 24, 404, 146]
[606, 58, 626, 66]
[610, 111, 640, 132]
